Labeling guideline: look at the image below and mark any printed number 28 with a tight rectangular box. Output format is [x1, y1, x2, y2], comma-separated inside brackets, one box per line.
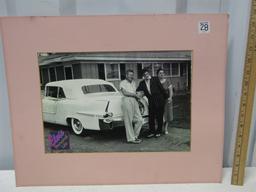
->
[199, 22, 210, 33]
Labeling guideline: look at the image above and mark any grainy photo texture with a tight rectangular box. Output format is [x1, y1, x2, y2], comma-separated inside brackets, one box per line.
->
[38, 51, 191, 153]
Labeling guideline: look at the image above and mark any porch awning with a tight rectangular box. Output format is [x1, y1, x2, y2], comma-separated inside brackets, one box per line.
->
[38, 51, 191, 66]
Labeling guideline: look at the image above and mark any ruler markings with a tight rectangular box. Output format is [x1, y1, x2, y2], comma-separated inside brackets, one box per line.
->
[231, 0, 256, 185]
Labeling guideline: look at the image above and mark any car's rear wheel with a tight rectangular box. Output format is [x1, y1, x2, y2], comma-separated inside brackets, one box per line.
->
[71, 118, 86, 136]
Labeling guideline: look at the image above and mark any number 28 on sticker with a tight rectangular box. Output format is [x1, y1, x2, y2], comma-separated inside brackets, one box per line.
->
[199, 21, 210, 33]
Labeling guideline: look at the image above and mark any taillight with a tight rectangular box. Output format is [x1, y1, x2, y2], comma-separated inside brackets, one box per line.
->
[103, 112, 113, 118]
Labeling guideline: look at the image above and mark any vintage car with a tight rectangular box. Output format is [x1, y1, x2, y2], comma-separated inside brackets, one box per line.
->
[42, 79, 148, 135]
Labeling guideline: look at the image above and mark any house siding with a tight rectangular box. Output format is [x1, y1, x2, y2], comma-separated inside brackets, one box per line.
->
[39, 60, 191, 94]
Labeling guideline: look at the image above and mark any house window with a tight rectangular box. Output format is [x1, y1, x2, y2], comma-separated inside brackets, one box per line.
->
[142, 63, 153, 75]
[64, 66, 73, 80]
[162, 63, 171, 76]
[172, 63, 180, 77]
[41, 65, 74, 85]
[142, 63, 170, 77]
[49, 67, 57, 81]
[105, 63, 120, 80]
[39, 69, 43, 84]
[120, 63, 126, 80]
[56, 66, 65, 80]
[41, 68, 49, 85]
[98, 63, 105, 80]
[141, 62, 180, 77]
[180, 63, 187, 76]
[137, 63, 143, 79]
[153, 63, 163, 76]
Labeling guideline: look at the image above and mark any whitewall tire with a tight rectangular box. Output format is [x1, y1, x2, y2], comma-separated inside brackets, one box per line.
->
[71, 118, 86, 136]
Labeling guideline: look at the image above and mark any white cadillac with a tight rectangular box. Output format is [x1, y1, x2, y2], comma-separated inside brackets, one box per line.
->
[42, 79, 148, 135]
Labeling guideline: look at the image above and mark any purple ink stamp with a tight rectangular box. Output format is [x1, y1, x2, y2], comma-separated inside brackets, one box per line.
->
[48, 130, 70, 151]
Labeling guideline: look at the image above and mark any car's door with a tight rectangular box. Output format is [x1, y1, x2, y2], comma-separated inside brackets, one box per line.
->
[54, 87, 67, 125]
[42, 86, 58, 123]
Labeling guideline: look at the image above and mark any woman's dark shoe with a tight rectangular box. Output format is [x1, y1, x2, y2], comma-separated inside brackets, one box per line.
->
[146, 133, 155, 138]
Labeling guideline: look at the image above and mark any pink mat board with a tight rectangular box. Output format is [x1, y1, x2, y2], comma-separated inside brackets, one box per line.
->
[0, 14, 228, 186]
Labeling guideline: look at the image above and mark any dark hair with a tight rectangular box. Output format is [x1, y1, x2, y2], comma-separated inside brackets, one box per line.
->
[126, 69, 134, 74]
[157, 68, 164, 76]
[142, 68, 149, 75]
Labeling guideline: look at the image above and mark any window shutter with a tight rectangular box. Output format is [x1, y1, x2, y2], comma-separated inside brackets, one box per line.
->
[137, 63, 142, 79]
[120, 63, 126, 80]
[98, 63, 105, 80]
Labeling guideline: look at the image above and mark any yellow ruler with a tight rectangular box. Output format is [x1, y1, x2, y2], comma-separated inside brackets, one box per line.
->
[231, 0, 256, 186]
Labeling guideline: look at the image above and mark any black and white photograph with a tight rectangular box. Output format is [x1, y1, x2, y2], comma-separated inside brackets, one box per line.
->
[38, 51, 191, 153]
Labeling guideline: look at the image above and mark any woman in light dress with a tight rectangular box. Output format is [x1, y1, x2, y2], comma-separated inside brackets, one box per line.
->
[157, 68, 174, 134]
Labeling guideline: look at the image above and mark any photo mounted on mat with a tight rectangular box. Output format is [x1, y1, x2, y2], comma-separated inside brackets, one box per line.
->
[0, 15, 228, 186]
[38, 51, 191, 153]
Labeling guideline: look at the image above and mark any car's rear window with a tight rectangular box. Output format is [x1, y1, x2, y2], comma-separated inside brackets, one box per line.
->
[82, 84, 116, 94]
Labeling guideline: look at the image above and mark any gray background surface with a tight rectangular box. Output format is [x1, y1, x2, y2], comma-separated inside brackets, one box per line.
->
[0, 0, 255, 169]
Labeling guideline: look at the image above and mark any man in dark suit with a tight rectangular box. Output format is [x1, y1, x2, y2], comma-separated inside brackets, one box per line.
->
[137, 68, 168, 138]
